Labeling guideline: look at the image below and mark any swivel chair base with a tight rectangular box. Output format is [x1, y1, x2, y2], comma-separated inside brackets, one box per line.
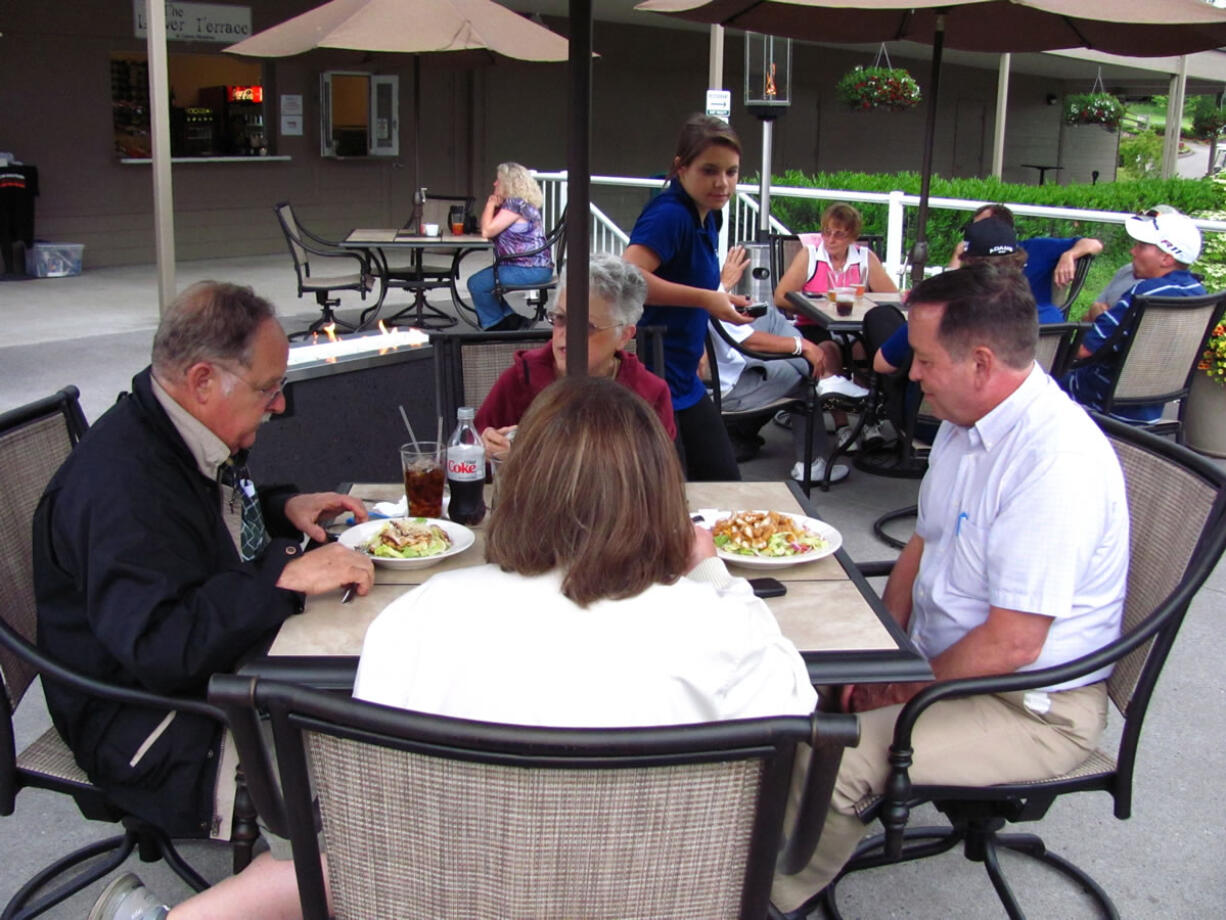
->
[2, 816, 209, 920]
[821, 816, 1120, 920]
[290, 295, 358, 341]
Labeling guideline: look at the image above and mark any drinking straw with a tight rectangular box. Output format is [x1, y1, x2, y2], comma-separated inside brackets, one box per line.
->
[399, 405, 420, 453]
[435, 416, 443, 447]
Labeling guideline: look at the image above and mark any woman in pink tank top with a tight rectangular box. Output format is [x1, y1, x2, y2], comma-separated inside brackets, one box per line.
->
[774, 203, 897, 342]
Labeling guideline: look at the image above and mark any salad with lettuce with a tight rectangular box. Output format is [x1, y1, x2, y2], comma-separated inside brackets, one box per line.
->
[712, 510, 827, 558]
[365, 518, 453, 559]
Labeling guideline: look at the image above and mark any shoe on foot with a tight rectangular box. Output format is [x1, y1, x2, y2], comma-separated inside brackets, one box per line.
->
[772, 408, 794, 430]
[790, 459, 850, 484]
[816, 375, 869, 399]
[484, 312, 525, 332]
[833, 424, 860, 454]
[89, 874, 170, 920]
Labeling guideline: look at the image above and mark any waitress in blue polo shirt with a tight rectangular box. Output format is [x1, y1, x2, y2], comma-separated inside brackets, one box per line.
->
[623, 115, 754, 481]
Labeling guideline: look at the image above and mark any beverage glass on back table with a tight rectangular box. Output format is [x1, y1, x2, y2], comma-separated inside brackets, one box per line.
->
[401, 440, 445, 518]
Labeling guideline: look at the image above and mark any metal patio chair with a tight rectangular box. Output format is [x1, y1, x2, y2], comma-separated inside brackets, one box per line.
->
[210, 672, 860, 920]
[821, 413, 1226, 920]
[274, 202, 375, 338]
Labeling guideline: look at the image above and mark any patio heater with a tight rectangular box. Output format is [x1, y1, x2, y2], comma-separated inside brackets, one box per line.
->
[744, 33, 791, 241]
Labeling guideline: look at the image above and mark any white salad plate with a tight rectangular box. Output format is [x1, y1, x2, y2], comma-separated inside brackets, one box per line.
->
[710, 510, 842, 570]
[338, 517, 475, 570]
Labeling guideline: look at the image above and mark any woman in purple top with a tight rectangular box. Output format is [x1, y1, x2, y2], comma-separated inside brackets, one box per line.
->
[467, 162, 555, 330]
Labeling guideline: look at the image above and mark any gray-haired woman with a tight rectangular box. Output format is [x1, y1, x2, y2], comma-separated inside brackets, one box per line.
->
[475, 252, 675, 459]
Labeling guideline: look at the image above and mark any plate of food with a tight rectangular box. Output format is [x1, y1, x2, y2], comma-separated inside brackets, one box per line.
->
[710, 509, 841, 569]
[338, 517, 475, 570]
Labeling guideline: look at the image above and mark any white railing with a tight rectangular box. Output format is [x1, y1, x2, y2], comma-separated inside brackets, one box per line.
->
[533, 170, 1226, 283]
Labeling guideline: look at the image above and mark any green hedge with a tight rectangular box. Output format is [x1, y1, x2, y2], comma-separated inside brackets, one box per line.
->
[766, 170, 1226, 316]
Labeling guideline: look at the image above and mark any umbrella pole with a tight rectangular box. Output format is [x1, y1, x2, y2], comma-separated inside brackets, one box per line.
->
[565, 0, 592, 377]
[910, 11, 946, 287]
[413, 56, 421, 192]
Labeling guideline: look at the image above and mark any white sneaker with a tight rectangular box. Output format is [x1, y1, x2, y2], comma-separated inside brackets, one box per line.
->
[89, 874, 170, 920]
[773, 409, 794, 429]
[791, 459, 850, 484]
[817, 375, 870, 399]
[833, 424, 859, 453]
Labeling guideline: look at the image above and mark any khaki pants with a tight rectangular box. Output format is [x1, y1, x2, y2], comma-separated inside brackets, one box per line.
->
[772, 682, 1108, 912]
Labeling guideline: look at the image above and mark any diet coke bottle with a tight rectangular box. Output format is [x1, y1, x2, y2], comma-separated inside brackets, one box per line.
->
[446, 407, 486, 525]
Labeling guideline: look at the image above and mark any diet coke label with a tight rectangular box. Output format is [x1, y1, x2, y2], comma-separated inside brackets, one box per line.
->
[446, 444, 485, 481]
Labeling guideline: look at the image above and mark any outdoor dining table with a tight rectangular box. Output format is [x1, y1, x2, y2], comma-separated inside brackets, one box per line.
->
[341, 228, 492, 331]
[785, 290, 903, 336]
[249, 479, 931, 689]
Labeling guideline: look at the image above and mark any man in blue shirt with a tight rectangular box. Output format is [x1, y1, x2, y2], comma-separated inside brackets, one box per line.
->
[952, 204, 1103, 323]
[1061, 211, 1205, 422]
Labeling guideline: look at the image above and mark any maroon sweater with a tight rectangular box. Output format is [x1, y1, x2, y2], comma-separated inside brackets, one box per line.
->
[475, 342, 676, 439]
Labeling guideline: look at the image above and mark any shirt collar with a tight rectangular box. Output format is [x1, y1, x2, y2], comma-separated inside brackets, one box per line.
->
[665, 176, 723, 233]
[150, 375, 233, 482]
[969, 362, 1046, 452]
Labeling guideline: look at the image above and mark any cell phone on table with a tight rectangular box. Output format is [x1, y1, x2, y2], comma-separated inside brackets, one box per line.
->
[740, 302, 768, 318]
[749, 577, 787, 598]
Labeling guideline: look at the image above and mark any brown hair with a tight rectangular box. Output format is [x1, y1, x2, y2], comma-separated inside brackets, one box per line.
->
[971, 203, 1015, 226]
[961, 248, 1029, 272]
[485, 376, 693, 606]
[152, 281, 277, 379]
[822, 202, 863, 239]
[667, 113, 741, 178]
[908, 262, 1037, 370]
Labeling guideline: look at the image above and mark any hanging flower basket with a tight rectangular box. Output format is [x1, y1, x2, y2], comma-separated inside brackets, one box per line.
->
[836, 66, 922, 112]
[1063, 92, 1126, 129]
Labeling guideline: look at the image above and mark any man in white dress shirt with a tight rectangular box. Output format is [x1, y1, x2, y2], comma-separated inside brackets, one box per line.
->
[773, 262, 1129, 916]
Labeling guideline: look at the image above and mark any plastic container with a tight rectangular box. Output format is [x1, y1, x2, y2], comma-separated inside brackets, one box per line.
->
[26, 243, 84, 278]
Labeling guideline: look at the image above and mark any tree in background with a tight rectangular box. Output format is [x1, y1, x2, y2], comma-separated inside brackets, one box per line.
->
[1192, 96, 1226, 176]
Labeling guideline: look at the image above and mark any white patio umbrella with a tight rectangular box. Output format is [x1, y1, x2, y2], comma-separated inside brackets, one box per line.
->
[225, 0, 569, 189]
[637, 0, 1226, 279]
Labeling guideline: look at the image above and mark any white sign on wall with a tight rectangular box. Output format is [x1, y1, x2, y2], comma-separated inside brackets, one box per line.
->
[133, 1, 252, 43]
[706, 89, 732, 121]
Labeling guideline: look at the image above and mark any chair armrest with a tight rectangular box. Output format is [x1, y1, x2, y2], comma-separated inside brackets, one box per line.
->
[776, 710, 861, 875]
[208, 674, 289, 839]
[708, 316, 805, 366]
[856, 560, 896, 579]
[0, 619, 221, 722]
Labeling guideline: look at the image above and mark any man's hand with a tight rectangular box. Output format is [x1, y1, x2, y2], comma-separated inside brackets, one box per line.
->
[705, 289, 754, 324]
[1086, 301, 1110, 321]
[720, 245, 750, 292]
[843, 681, 927, 713]
[284, 492, 367, 543]
[1053, 251, 1077, 287]
[948, 240, 967, 269]
[800, 339, 827, 378]
[276, 542, 375, 597]
[481, 426, 516, 461]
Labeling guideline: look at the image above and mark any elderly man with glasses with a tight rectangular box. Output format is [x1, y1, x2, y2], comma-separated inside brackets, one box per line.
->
[477, 252, 675, 459]
[33, 280, 374, 843]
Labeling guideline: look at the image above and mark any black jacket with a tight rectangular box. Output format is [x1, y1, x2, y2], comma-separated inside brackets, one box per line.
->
[34, 368, 303, 835]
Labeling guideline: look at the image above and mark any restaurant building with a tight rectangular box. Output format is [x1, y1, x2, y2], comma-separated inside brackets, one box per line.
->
[4, 1, 1223, 269]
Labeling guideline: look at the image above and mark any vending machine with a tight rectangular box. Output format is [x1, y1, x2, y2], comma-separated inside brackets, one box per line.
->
[199, 85, 267, 156]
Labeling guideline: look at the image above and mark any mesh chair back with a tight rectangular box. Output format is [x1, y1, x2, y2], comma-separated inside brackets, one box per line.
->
[1052, 252, 1095, 319]
[226, 679, 809, 920]
[771, 234, 803, 288]
[1036, 323, 1079, 375]
[459, 338, 545, 410]
[1102, 427, 1222, 714]
[274, 202, 310, 278]
[418, 195, 473, 231]
[0, 389, 86, 712]
[1111, 293, 1225, 406]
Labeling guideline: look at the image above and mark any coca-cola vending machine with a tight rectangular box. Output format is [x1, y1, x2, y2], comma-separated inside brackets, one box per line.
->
[199, 85, 267, 156]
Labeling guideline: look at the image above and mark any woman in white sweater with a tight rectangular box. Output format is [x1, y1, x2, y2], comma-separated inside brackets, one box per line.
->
[355, 374, 816, 725]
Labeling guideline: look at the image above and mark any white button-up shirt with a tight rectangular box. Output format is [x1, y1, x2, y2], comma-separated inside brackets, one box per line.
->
[911, 365, 1128, 691]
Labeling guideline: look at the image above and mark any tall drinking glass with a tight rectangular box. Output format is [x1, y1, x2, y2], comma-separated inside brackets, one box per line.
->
[401, 441, 445, 518]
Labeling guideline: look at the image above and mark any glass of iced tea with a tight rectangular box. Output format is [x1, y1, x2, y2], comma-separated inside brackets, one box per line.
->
[401, 441, 445, 518]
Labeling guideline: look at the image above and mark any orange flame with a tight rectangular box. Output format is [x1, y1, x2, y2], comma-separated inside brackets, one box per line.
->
[323, 323, 339, 343]
[378, 320, 390, 335]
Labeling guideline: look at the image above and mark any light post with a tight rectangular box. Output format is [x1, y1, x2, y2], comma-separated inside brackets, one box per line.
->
[744, 32, 791, 241]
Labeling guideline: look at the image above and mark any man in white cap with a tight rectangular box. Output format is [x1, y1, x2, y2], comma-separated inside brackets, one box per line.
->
[1085, 205, 1181, 320]
[1061, 210, 1205, 422]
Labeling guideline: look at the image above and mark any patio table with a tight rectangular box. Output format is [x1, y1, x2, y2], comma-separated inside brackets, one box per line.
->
[341, 228, 492, 331]
[251, 480, 931, 688]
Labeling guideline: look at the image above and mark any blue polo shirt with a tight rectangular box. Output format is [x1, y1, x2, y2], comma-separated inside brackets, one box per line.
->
[1061, 269, 1205, 422]
[630, 177, 721, 410]
[1022, 237, 1079, 324]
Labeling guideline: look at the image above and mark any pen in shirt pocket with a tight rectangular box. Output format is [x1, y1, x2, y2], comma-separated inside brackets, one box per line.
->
[955, 511, 969, 535]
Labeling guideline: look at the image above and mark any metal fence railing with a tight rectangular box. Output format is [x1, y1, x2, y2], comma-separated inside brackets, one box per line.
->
[533, 170, 1226, 285]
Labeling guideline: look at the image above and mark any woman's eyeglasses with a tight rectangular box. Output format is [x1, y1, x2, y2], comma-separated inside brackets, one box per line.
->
[821, 227, 852, 241]
[546, 311, 621, 336]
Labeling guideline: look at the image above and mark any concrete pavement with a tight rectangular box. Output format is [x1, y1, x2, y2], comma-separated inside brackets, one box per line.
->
[0, 256, 1222, 918]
